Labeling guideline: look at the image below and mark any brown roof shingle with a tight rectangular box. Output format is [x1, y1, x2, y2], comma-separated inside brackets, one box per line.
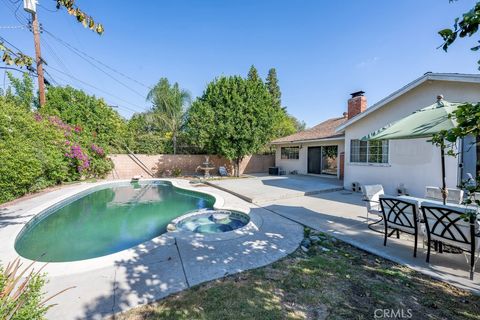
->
[271, 116, 347, 144]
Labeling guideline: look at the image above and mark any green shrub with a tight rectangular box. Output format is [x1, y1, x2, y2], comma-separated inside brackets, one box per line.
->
[172, 167, 182, 177]
[41, 86, 128, 150]
[0, 258, 70, 320]
[0, 94, 116, 203]
[0, 98, 69, 203]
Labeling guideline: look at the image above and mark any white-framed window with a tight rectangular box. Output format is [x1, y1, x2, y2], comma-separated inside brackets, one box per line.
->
[350, 139, 388, 164]
[281, 146, 300, 160]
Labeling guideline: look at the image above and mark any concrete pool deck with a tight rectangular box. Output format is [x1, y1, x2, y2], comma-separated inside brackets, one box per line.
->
[258, 190, 480, 294]
[207, 174, 343, 203]
[206, 175, 480, 293]
[0, 179, 303, 320]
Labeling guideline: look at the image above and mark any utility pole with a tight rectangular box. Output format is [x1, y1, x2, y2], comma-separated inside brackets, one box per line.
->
[24, 0, 46, 106]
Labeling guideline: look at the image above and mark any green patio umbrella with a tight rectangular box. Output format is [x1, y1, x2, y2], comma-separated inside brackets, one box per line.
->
[361, 97, 461, 204]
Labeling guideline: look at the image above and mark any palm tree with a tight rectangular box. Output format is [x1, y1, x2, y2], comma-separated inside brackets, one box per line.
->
[146, 78, 191, 154]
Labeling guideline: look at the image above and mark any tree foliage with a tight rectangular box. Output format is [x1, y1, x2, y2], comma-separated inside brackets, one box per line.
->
[56, 0, 104, 34]
[434, 1, 480, 159]
[0, 96, 69, 203]
[434, 1, 480, 216]
[0, 43, 33, 68]
[3, 72, 36, 111]
[41, 85, 128, 151]
[247, 65, 261, 82]
[1, 0, 103, 69]
[185, 73, 277, 176]
[266, 68, 281, 109]
[264, 67, 305, 139]
[0, 80, 117, 203]
[147, 78, 191, 154]
[127, 112, 169, 154]
[273, 112, 306, 138]
[439, 1, 480, 69]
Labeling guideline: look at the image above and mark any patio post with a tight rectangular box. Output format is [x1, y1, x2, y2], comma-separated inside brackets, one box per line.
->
[440, 142, 447, 205]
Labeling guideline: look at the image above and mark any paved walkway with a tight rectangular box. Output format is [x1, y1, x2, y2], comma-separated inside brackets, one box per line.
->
[0, 180, 303, 320]
[258, 190, 480, 294]
[207, 174, 343, 203]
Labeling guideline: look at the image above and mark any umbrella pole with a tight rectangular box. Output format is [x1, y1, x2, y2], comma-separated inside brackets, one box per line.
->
[440, 142, 447, 205]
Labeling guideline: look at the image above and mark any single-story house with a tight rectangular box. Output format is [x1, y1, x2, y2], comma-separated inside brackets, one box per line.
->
[272, 72, 480, 196]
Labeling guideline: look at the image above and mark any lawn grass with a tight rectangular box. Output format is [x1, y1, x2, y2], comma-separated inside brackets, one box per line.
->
[116, 230, 480, 320]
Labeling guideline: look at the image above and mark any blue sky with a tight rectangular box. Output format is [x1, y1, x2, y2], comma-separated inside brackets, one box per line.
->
[1, 0, 478, 126]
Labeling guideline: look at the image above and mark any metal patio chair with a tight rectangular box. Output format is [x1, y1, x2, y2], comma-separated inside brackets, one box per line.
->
[421, 202, 480, 280]
[379, 196, 420, 257]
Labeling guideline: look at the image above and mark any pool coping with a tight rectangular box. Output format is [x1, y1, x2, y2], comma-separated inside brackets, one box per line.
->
[1, 178, 261, 277]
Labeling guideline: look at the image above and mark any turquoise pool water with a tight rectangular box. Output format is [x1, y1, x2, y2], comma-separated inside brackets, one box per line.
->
[176, 210, 249, 233]
[15, 181, 215, 262]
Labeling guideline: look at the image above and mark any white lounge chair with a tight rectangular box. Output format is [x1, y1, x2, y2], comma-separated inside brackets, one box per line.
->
[425, 186, 464, 204]
[361, 184, 384, 221]
[361, 185, 385, 232]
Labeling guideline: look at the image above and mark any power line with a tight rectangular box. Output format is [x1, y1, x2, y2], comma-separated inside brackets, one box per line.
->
[0, 25, 27, 29]
[43, 28, 151, 90]
[0, 66, 33, 73]
[39, 69, 141, 115]
[42, 36, 72, 75]
[0, 35, 25, 55]
[43, 69, 60, 86]
[46, 64, 148, 114]
[0, 0, 29, 25]
[38, 3, 59, 13]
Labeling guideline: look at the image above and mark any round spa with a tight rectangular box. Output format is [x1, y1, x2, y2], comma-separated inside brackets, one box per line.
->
[172, 209, 250, 234]
[14, 181, 215, 262]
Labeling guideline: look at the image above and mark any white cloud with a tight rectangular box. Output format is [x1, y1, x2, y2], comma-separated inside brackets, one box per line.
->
[356, 56, 380, 69]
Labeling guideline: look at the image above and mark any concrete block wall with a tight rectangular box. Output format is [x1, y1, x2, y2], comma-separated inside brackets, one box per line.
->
[107, 154, 274, 179]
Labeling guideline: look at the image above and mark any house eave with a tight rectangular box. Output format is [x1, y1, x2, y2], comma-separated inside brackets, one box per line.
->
[335, 72, 480, 133]
[270, 136, 345, 145]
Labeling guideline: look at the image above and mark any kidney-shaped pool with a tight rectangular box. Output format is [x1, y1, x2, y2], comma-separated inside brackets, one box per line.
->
[15, 181, 215, 262]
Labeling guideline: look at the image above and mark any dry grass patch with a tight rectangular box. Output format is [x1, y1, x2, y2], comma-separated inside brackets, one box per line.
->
[116, 230, 480, 320]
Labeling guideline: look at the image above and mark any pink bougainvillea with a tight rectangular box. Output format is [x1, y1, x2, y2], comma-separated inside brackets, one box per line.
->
[33, 114, 104, 174]
[91, 143, 105, 156]
[65, 143, 90, 172]
[33, 113, 43, 122]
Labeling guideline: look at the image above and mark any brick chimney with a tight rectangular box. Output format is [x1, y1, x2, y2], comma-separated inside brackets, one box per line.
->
[348, 91, 367, 119]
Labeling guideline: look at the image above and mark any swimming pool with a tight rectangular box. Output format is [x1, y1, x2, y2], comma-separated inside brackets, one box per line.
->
[174, 209, 250, 233]
[14, 181, 215, 262]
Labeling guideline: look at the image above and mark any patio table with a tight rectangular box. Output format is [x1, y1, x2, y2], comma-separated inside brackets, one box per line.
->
[397, 195, 480, 238]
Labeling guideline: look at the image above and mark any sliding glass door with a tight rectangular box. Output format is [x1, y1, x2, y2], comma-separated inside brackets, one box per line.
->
[321, 146, 338, 175]
[307, 145, 338, 176]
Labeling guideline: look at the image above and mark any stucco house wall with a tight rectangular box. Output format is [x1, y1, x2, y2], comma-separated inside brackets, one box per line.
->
[343, 80, 480, 196]
[275, 139, 345, 177]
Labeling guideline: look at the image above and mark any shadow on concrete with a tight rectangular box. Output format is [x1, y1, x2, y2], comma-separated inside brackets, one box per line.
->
[73, 207, 303, 319]
[0, 208, 31, 229]
[308, 190, 365, 206]
[262, 203, 480, 293]
[260, 175, 342, 193]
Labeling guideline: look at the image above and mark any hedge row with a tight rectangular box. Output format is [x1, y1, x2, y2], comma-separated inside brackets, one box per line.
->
[0, 97, 112, 204]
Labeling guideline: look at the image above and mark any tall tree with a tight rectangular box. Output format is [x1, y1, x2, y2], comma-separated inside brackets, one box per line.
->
[266, 68, 281, 109]
[185, 75, 276, 176]
[147, 78, 191, 154]
[247, 65, 260, 82]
